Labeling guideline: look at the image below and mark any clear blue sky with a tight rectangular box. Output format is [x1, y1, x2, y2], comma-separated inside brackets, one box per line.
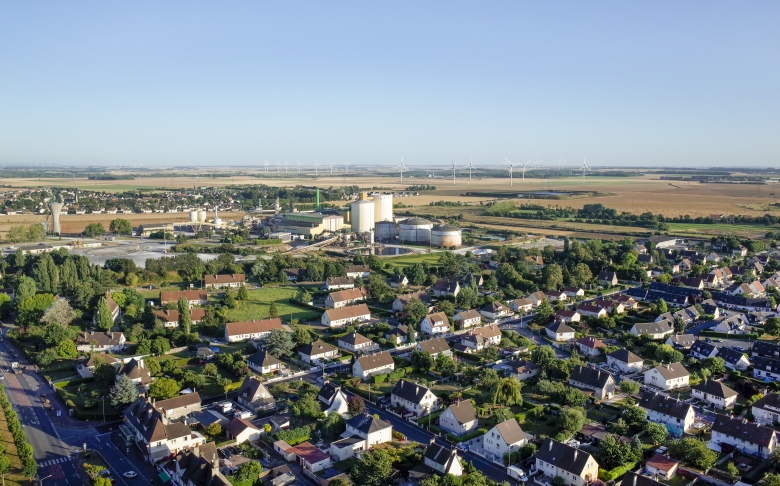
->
[1, 2, 778, 168]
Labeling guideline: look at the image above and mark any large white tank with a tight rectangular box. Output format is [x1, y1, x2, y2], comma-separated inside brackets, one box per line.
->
[431, 224, 462, 247]
[373, 194, 393, 222]
[189, 211, 199, 222]
[375, 220, 397, 240]
[398, 217, 433, 243]
[198, 210, 206, 223]
[350, 199, 375, 233]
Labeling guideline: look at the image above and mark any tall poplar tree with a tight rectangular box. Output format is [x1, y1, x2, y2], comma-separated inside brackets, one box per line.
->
[95, 296, 113, 330]
[177, 297, 192, 334]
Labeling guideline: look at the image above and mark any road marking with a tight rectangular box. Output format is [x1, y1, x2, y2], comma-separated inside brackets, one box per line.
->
[38, 457, 71, 467]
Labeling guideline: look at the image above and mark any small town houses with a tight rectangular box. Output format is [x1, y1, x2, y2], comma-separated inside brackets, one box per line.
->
[421, 311, 450, 335]
[247, 350, 285, 374]
[575, 337, 605, 357]
[154, 308, 206, 327]
[324, 287, 366, 309]
[535, 439, 599, 486]
[453, 309, 481, 329]
[439, 400, 479, 436]
[606, 348, 644, 373]
[204, 273, 245, 289]
[416, 337, 452, 358]
[321, 303, 371, 327]
[298, 340, 340, 364]
[752, 394, 780, 426]
[225, 318, 285, 342]
[691, 380, 738, 409]
[479, 301, 512, 321]
[638, 391, 695, 436]
[391, 379, 440, 417]
[316, 382, 349, 416]
[568, 365, 616, 400]
[236, 376, 276, 412]
[76, 331, 126, 353]
[337, 332, 379, 354]
[482, 419, 531, 463]
[644, 363, 690, 391]
[709, 414, 777, 458]
[424, 443, 464, 477]
[545, 322, 575, 342]
[161, 290, 208, 307]
[330, 413, 392, 462]
[459, 325, 501, 353]
[630, 322, 673, 339]
[353, 351, 395, 380]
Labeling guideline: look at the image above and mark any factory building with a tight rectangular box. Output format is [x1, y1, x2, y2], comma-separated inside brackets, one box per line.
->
[431, 224, 462, 248]
[348, 193, 394, 234]
[275, 212, 344, 236]
[399, 217, 433, 244]
[375, 220, 397, 241]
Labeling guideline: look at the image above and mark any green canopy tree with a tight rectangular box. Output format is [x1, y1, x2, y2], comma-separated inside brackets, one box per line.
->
[109, 218, 132, 235]
[350, 447, 394, 486]
[110, 374, 139, 407]
[95, 297, 114, 331]
[149, 377, 180, 400]
[491, 377, 523, 406]
[265, 328, 295, 357]
[177, 297, 192, 334]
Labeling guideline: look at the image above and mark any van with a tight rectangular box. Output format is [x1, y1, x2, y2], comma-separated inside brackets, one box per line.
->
[507, 466, 526, 481]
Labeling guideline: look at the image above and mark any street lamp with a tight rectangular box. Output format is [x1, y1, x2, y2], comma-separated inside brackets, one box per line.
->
[102, 396, 105, 424]
[37, 475, 52, 485]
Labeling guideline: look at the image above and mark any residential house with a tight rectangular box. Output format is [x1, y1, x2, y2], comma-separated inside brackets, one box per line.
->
[424, 443, 464, 477]
[575, 337, 606, 357]
[76, 331, 126, 353]
[247, 350, 285, 375]
[606, 349, 644, 373]
[620, 472, 665, 486]
[330, 413, 392, 461]
[325, 276, 355, 290]
[555, 310, 581, 323]
[479, 301, 512, 321]
[391, 380, 440, 417]
[678, 277, 705, 290]
[345, 265, 371, 278]
[507, 298, 534, 313]
[76, 353, 117, 379]
[439, 400, 479, 436]
[593, 299, 624, 314]
[288, 442, 332, 472]
[204, 274, 245, 289]
[753, 356, 780, 382]
[390, 274, 409, 288]
[153, 308, 206, 328]
[691, 380, 738, 409]
[666, 334, 697, 349]
[117, 358, 153, 390]
[689, 341, 718, 360]
[563, 287, 585, 298]
[337, 332, 379, 354]
[316, 382, 349, 417]
[93, 296, 121, 326]
[322, 303, 371, 328]
[644, 456, 679, 481]
[352, 352, 394, 380]
[644, 363, 689, 391]
[638, 391, 695, 436]
[598, 271, 618, 286]
[752, 394, 780, 426]
[711, 314, 749, 334]
[752, 341, 780, 359]
[483, 419, 531, 463]
[508, 360, 540, 381]
[432, 279, 461, 297]
[535, 439, 599, 486]
[577, 304, 607, 319]
[544, 290, 567, 302]
[283, 268, 307, 282]
[416, 337, 452, 358]
[226, 417, 262, 445]
[225, 318, 285, 342]
[529, 291, 547, 307]
[123, 397, 206, 463]
[569, 366, 616, 400]
[420, 312, 450, 335]
[160, 290, 208, 307]
[298, 341, 340, 364]
[656, 306, 700, 325]
[453, 309, 482, 329]
[392, 291, 431, 312]
[236, 376, 276, 413]
[709, 415, 777, 458]
[614, 295, 638, 310]
[460, 325, 502, 353]
[717, 347, 750, 371]
[525, 255, 544, 270]
[630, 322, 673, 339]
[545, 322, 576, 341]
[385, 325, 417, 345]
[324, 288, 366, 309]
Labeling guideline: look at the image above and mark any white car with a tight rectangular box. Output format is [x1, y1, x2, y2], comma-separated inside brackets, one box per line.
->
[123, 471, 138, 479]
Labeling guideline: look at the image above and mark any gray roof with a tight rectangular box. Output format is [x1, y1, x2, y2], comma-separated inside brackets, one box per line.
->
[692, 380, 738, 399]
[424, 443, 459, 468]
[493, 419, 529, 446]
[446, 400, 477, 424]
[638, 391, 693, 420]
[607, 348, 643, 364]
[298, 340, 338, 357]
[650, 362, 689, 380]
[569, 365, 614, 389]
[620, 472, 666, 486]
[535, 439, 596, 476]
[690, 340, 717, 356]
[667, 334, 696, 347]
[717, 347, 749, 366]
[247, 350, 283, 368]
[712, 414, 776, 447]
[317, 382, 340, 404]
[633, 322, 672, 334]
[392, 379, 434, 404]
[346, 413, 391, 434]
[546, 322, 575, 334]
[417, 337, 450, 355]
[752, 393, 780, 412]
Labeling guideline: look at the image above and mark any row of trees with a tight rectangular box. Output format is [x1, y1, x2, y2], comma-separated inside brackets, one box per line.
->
[0, 384, 36, 478]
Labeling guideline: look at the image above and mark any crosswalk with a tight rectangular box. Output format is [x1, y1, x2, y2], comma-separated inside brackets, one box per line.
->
[38, 456, 71, 467]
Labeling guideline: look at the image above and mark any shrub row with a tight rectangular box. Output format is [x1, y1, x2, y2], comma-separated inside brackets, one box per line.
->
[54, 377, 95, 389]
[700, 330, 759, 340]
[598, 462, 636, 481]
[0, 384, 37, 477]
[274, 424, 315, 446]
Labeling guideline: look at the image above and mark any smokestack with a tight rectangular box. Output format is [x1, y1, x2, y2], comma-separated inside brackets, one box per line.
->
[49, 202, 64, 234]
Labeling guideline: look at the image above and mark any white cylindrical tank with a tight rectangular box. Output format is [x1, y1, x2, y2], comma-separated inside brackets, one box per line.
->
[198, 210, 206, 222]
[189, 211, 199, 222]
[375, 220, 397, 240]
[350, 199, 375, 233]
[398, 217, 433, 243]
[431, 224, 462, 247]
[373, 194, 393, 222]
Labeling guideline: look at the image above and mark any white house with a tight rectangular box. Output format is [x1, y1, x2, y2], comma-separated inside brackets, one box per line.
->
[459, 325, 501, 353]
[352, 352, 395, 380]
[391, 380, 439, 417]
[160, 290, 208, 307]
[324, 288, 366, 309]
[385, 325, 417, 345]
[123, 397, 206, 464]
[337, 332, 379, 354]
[479, 301, 513, 321]
[316, 382, 349, 416]
[153, 308, 205, 328]
[330, 412, 393, 461]
[225, 318, 285, 342]
[535, 439, 599, 486]
[709, 415, 777, 458]
[483, 419, 531, 464]
[508, 298, 534, 313]
[345, 265, 371, 279]
[666, 334, 696, 349]
[226, 417, 262, 445]
[563, 287, 585, 298]
[424, 443, 464, 477]
[630, 322, 674, 339]
[321, 304, 371, 328]
[752, 394, 780, 426]
[577, 304, 607, 319]
[298, 340, 340, 364]
[415, 337, 452, 358]
[509, 360, 540, 381]
[606, 349, 644, 373]
[453, 309, 482, 329]
[439, 400, 479, 436]
[644, 363, 689, 391]
[569, 366, 616, 400]
[691, 380, 738, 409]
[554, 310, 581, 324]
[325, 276, 355, 290]
[545, 322, 575, 342]
[204, 273, 245, 289]
[689, 341, 719, 360]
[76, 331, 126, 353]
[247, 350, 285, 375]
[421, 312, 450, 335]
[575, 337, 606, 357]
[638, 391, 695, 437]
[753, 357, 780, 382]
[236, 376, 276, 413]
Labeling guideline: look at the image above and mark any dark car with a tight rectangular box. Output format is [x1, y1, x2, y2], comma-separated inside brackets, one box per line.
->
[219, 448, 232, 459]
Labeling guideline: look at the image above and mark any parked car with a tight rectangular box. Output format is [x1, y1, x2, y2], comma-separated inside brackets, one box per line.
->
[219, 448, 232, 459]
[123, 471, 138, 479]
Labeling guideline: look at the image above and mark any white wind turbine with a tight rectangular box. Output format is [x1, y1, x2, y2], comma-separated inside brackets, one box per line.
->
[557, 159, 564, 171]
[264, 160, 269, 173]
[283, 160, 289, 173]
[329, 161, 334, 175]
[296, 160, 302, 175]
[451, 161, 457, 185]
[579, 157, 591, 185]
[505, 158, 518, 186]
[519, 160, 532, 184]
[314, 160, 321, 175]
[343, 162, 350, 175]
[466, 158, 476, 181]
[395, 157, 408, 183]
[276, 160, 281, 172]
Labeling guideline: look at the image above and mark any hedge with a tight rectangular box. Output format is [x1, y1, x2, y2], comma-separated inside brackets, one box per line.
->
[447, 427, 488, 443]
[700, 331, 759, 340]
[598, 462, 636, 481]
[54, 377, 95, 389]
[255, 239, 283, 246]
[373, 373, 388, 384]
[275, 425, 314, 446]
[0, 384, 37, 477]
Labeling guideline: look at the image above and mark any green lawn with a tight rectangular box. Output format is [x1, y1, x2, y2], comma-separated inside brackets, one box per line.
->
[380, 253, 442, 273]
[224, 286, 321, 323]
[666, 222, 775, 235]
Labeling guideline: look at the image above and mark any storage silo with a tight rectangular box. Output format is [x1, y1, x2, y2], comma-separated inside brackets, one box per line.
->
[398, 217, 433, 243]
[189, 211, 199, 222]
[350, 199, 375, 233]
[197, 210, 206, 223]
[373, 194, 393, 222]
[375, 220, 397, 241]
[431, 224, 462, 247]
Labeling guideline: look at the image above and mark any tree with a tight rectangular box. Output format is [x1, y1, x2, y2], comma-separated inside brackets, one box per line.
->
[560, 407, 587, 433]
[33, 253, 59, 294]
[265, 329, 295, 357]
[493, 407, 514, 424]
[764, 474, 780, 486]
[411, 350, 434, 371]
[348, 395, 365, 416]
[235, 461, 263, 483]
[351, 448, 394, 486]
[766, 318, 780, 337]
[701, 356, 726, 374]
[292, 326, 315, 346]
[404, 298, 428, 324]
[435, 353, 459, 377]
[83, 223, 106, 237]
[654, 344, 684, 364]
[492, 377, 523, 406]
[224, 290, 237, 309]
[95, 297, 114, 331]
[43, 322, 71, 346]
[151, 337, 171, 355]
[570, 263, 593, 287]
[531, 346, 556, 365]
[320, 412, 346, 438]
[622, 405, 647, 427]
[456, 285, 478, 308]
[667, 438, 718, 470]
[206, 422, 222, 437]
[619, 380, 640, 395]
[0, 454, 10, 486]
[149, 377, 180, 400]
[483, 346, 500, 362]
[94, 363, 117, 388]
[268, 302, 278, 318]
[597, 434, 642, 469]
[437, 300, 455, 317]
[57, 340, 78, 359]
[110, 375, 139, 407]
[204, 363, 218, 376]
[534, 300, 554, 324]
[292, 394, 324, 419]
[177, 298, 192, 334]
[237, 284, 249, 301]
[541, 264, 564, 291]
[109, 218, 132, 235]
[656, 298, 668, 313]
[15, 276, 36, 306]
[41, 299, 76, 327]
[644, 421, 668, 444]
[146, 359, 162, 376]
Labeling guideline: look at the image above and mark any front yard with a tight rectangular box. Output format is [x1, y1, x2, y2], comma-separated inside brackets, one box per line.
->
[223, 287, 321, 323]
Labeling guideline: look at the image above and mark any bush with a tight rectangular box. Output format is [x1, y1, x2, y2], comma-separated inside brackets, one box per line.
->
[373, 373, 388, 384]
[598, 463, 635, 481]
[275, 425, 314, 446]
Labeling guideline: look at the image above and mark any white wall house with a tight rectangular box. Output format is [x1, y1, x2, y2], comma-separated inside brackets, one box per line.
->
[691, 380, 738, 409]
[638, 391, 695, 437]
[752, 394, 780, 426]
[535, 439, 599, 486]
[709, 415, 777, 458]
[644, 363, 689, 391]
[606, 349, 644, 373]
[482, 419, 530, 463]
[545, 322, 575, 342]
[439, 400, 479, 436]
[352, 352, 395, 380]
[391, 380, 439, 417]
[421, 312, 450, 335]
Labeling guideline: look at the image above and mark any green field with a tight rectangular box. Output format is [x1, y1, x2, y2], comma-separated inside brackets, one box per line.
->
[665, 221, 775, 236]
[380, 252, 442, 273]
[225, 286, 320, 323]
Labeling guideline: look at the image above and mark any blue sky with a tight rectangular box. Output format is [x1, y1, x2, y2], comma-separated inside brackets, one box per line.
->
[1, 2, 778, 167]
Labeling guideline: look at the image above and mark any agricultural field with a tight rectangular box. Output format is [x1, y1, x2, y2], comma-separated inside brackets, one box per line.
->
[224, 286, 320, 323]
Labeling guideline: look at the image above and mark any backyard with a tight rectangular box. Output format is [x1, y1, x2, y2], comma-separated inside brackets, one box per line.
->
[224, 286, 321, 323]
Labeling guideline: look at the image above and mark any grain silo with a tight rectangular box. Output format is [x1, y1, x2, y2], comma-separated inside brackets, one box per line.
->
[375, 220, 397, 241]
[398, 217, 433, 243]
[350, 199, 375, 233]
[373, 194, 393, 222]
[197, 210, 206, 223]
[431, 224, 462, 247]
[189, 211, 199, 222]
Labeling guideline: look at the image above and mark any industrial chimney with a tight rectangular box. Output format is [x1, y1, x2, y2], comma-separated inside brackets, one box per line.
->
[49, 202, 64, 234]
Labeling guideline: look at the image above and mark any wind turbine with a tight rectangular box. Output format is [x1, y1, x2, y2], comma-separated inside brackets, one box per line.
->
[557, 159, 564, 171]
[579, 157, 591, 185]
[264, 160, 269, 173]
[505, 158, 518, 186]
[296, 160, 302, 175]
[451, 161, 456, 185]
[343, 162, 350, 175]
[466, 158, 476, 181]
[276, 160, 281, 172]
[394, 157, 408, 183]
[284, 160, 289, 173]
[329, 161, 334, 175]
[519, 160, 532, 184]
[314, 160, 320, 175]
